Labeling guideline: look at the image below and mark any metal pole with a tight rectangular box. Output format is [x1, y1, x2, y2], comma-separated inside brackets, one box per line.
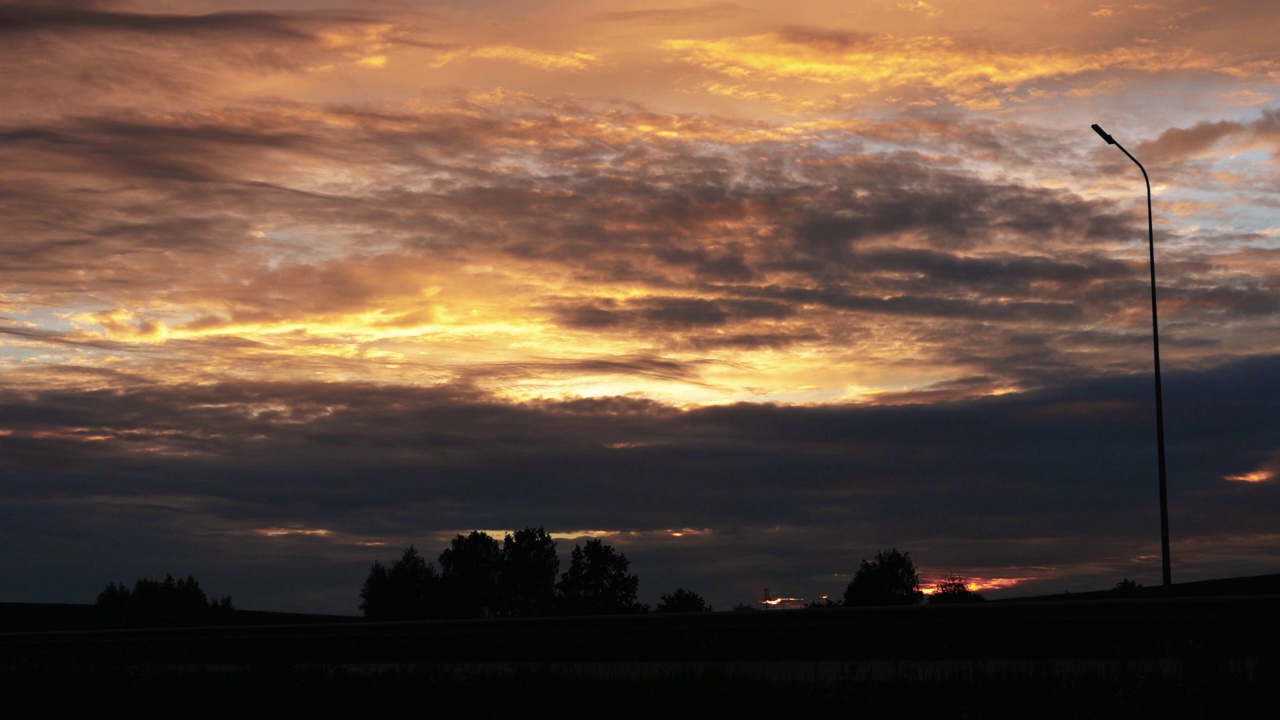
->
[1091, 124, 1171, 587]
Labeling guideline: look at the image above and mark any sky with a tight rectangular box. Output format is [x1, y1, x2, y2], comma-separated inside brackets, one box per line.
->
[2, 0, 1279, 614]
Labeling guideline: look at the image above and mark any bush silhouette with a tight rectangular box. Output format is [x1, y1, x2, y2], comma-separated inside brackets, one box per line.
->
[655, 588, 711, 613]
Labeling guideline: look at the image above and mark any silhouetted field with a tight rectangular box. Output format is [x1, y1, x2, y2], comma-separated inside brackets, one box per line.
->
[8, 595, 1280, 662]
[5, 656, 1278, 717]
[6, 583, 1280, 715]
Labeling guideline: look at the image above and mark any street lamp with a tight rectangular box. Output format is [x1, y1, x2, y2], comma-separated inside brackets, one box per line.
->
[1091, 123, 1171, 587]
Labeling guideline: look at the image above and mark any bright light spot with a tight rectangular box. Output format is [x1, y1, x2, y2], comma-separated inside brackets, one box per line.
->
[1225, 470, 1274, 483]
[256, 528, 333, 537]
[551, 529, 618, 540]
[667, 528, 712, 538]
[922, 575, 1032, 593]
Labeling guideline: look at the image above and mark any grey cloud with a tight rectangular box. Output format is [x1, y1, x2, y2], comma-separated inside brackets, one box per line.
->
[0, 323, 133, 350]
[753, 285, 1085, 323]
[776, 25, 877, 51]
[557, 297, 794, 330]
[0, 5, 344, 38]
[2, 355, 1277, 610]
[1138, 108, 1280, 164]
[0, 117, 308, 184]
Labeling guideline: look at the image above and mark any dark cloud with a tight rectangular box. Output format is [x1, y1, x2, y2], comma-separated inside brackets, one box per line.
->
[775, 26, 878, 51]
[2, 355, 1277, 610]
[556, 297, 794, 330]
[0, 5, 345, 38]
[0, 323, 134, 350]
[1138, 108, 1280, 165]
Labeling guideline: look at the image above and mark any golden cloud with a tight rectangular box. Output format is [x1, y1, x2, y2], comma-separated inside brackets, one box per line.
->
[662, 30, 1274, 108]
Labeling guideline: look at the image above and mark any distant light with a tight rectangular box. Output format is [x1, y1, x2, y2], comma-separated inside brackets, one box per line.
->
[1225, 470, 1274, 483]
[256, 528, 333, 537]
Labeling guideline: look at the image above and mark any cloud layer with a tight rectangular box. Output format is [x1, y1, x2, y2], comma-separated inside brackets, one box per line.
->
[2, 0, 1279, 611]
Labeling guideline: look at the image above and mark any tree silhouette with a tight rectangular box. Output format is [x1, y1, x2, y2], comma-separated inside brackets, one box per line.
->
[929, 574, 986, 604]
[96, 582, 132, 607]
[95, 573, 232, 612]
[1112, 577, 1143, 597]
[359, 545, 440, 620]
[655, 587, 711, 613]
[439, 531, 502, 618]
[499, 527, 559, 617]
[843, 548, 924, 607]
[556, 538, 640, 615]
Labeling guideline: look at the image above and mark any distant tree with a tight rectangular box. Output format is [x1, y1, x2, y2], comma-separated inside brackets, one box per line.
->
[731, 603, 759, 612]
[95, 573, 229, 611]
[359, 545, 441, 620]
[556, 538, 641, 615]
[439, 531, 503, 618]
[929, 574, 986, 604]
[805, 597, 843, 609]
[96, 582, 132, 607]
[499, 527, 559, 617]
[843, 548, 924, 607]
[1112, 578, 1143, 597]
[655, 588, 711, 613]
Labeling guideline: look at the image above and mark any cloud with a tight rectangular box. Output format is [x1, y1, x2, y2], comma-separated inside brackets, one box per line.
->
[0, 4, 351, 38]
[590, 3, 747, 25]
[5, 98, 1273, 403]
[1138, 108, 1280, 164]
[556, 297, 794, 330]
[1, 355, 1277, 610]
[661, 24, 1277, 109]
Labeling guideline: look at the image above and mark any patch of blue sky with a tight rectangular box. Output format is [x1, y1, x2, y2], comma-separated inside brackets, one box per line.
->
[1214, 150, 1272, 165]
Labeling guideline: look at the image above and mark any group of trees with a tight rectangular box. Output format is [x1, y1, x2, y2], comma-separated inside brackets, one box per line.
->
[835, 549, 985, 607]
[96, 573, 234, 611]
[361, 538, 979, 619]
[360, 528, 709, 620]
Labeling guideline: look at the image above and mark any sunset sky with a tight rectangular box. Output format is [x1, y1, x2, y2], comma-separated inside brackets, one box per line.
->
[3, 0, 1279, 613]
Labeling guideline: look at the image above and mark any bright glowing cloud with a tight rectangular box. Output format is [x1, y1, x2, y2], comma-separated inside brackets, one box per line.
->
[1225, 470, 1274, 483]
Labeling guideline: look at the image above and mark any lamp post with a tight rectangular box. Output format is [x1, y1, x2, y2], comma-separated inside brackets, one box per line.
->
[1092, 123, 1171, 587]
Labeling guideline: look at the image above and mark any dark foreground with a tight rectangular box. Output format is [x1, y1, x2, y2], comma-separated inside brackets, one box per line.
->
[6, 595, 1280, 717]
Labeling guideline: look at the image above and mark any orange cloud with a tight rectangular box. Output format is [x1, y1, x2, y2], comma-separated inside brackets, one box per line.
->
[662, 29, 1273, 108]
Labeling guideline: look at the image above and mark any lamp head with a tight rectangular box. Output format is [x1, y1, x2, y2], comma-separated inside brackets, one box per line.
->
[1091, 124, 1116, 145]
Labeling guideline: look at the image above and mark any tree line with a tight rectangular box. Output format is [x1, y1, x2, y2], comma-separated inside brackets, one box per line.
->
[358, 534, 985, 620]
[87, 549, 1152, 620]
[359, 528, 711, 620]
[96, 573, 234, 612]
